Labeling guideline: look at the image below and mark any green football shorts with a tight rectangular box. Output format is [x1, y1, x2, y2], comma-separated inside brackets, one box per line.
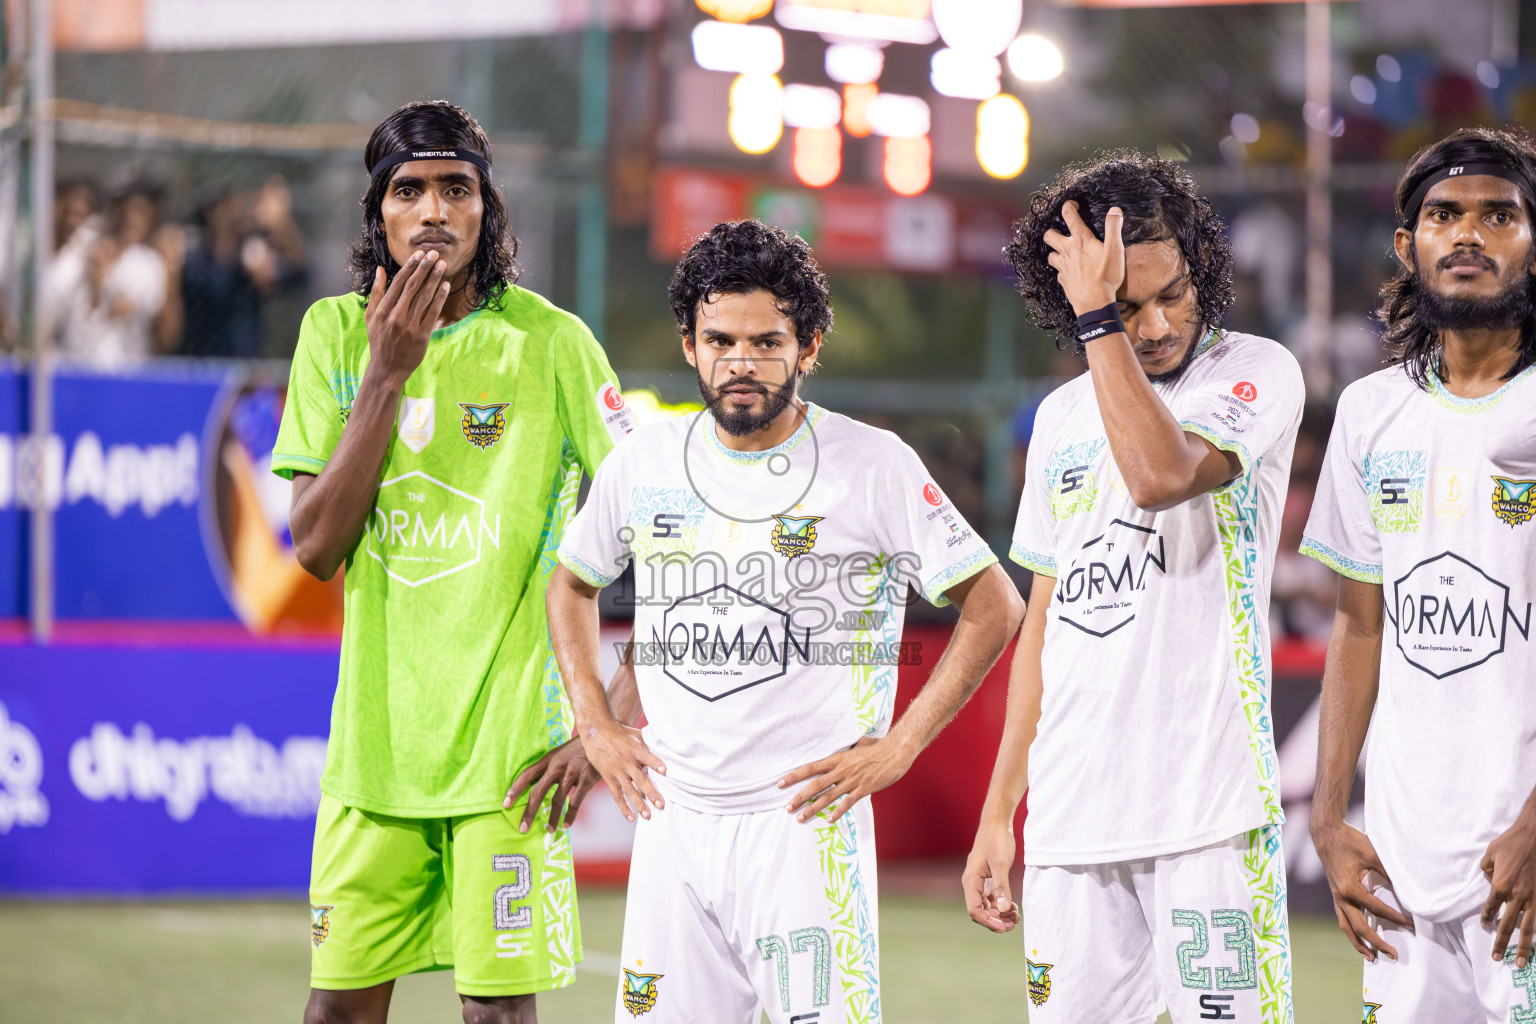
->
[308, 792, 583, 997]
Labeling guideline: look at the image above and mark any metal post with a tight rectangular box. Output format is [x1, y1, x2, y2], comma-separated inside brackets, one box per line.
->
[0, 3, 20, 344]
[1303, 0, 1332, 398]
[577, 9, 609, 344]
[28, 0, 53, 643]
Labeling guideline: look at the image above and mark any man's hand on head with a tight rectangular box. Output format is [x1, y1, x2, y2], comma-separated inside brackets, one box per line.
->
[1042, 201, 1127, 317]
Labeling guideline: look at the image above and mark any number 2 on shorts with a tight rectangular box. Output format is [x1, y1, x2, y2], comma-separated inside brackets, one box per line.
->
[493, 854, 533, 930]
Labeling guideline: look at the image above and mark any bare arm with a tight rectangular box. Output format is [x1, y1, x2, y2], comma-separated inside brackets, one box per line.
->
[546, 566, 666, 821]
[1310, 575, 1412, 959]
[1044, 202, 1240, 511]
[503, 626, 643, 832]
[886, 564, 1025, 754]
[606, 630, 644, 728]
[781, 562, 1025, 822]
[963, 572, 1051, 932]
[1312, 577, 1384, 832]
[289, 254, 450, 580]
[1083, 336, 1241, 510]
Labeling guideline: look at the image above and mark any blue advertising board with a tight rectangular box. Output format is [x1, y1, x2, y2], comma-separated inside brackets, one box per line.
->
[0, 366, 23, 619]
[0, 642, 336, 892]
[0, 361, 343, 633]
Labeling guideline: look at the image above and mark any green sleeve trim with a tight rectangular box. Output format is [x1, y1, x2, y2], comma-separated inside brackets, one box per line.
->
[558, 545, 619, 588]
[1009, 542, 1057, 577]
[923, 547, 999, 608]
[1299, 536, 1383, 585]
[270, 451, 328, 481]
[1181, 420, 1254, 491]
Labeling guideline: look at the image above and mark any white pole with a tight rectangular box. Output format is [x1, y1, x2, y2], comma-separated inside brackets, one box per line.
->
[28, 0, 53, 643]
[1304, 0, 1332, 398]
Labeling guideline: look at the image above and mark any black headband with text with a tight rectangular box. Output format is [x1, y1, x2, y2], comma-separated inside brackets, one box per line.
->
[1402, 161, 1536, 227]
[368, 147, 492, 182]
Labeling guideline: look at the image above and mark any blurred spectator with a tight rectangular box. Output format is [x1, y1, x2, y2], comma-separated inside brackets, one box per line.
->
[1229, 201, 1300, 336]
[179, 177, 308, 359]
[49, 184, 181, 368]
[1271, 405, 1336, 643]
[54, 181, 97, 252]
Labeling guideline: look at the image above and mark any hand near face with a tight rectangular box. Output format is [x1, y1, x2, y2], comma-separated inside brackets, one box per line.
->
[1041, 201, 1126, 317]
[363, 252, 450, 388]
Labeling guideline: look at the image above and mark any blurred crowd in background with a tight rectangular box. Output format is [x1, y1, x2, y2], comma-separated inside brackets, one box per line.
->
[3, 0, 1530, 646]
[43, 176, 309, 366]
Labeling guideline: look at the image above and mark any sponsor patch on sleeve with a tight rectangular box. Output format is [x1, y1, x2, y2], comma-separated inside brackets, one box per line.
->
[597, 382, 636, 443]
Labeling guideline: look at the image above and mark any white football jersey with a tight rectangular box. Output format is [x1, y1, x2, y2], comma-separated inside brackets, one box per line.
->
[1012, 330, 1304, 864]
[1303, 362, 1536, 921]
[559, 403, 997, 813]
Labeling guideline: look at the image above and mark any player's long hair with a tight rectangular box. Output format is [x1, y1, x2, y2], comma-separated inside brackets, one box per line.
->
[668, 220, 833, 373]
[1006, 150, 1236, 353]
[347, 100, 519, 311]
[1381, 127, 1536, 389]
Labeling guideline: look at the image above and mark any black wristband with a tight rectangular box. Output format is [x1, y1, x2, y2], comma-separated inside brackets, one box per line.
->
[1076, 310, 1125, 344]
[1075, 302, 1120, 329]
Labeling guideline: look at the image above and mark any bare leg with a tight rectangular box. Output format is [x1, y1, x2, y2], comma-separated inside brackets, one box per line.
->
[461, 993, 536, 1024]
[303, 982, 394, 1024]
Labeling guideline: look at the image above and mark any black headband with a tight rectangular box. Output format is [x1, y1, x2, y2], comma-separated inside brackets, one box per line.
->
[368, 147, 492, 181]
[1402, 161, 1536, 226]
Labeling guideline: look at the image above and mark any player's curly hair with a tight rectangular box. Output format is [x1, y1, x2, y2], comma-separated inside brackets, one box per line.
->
[668, 220, 833, 372]
[347, 100, 519, 311]
[1006, 150, 1236, 352]
[1380, 126, 1536, 389]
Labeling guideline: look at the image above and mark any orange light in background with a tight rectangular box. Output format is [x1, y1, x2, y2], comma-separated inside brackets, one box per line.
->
[695, 0, 774, 21]
[843, 83, 877, 138]
[793, 127, 842, 187]
[728, 74, 784, 154]
[976, 94, 1029, 179]
[883, 135, 931, 196]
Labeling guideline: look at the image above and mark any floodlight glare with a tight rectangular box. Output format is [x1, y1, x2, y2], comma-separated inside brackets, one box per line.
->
[884, 135, 932, 196]
[932, 0, 1022, 57]
[692, 20, 784, 75]
[793, 127, 842, 188]
[1007, 34, 1064, 83]
[783, 84, 842, 130]
[976, 94, 1028, 179]
[825, 43, 884, 85]
[728, 73, 784, 154]
[931, 48, 1001, 100]
[868, 93, 930, 138]
[695, 0, 773, 22]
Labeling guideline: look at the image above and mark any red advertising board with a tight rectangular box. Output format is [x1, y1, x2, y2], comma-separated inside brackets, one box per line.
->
[650, 165, 1018, 275]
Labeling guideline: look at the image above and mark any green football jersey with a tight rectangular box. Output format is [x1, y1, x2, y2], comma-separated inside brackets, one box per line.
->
[272, 287, 633, 816]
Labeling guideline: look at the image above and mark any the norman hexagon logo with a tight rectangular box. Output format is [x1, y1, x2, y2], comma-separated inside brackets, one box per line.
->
[364, 471, 500, 587]
[1388, 551, 1532, 678]
[1053, 518, 1167, 638]
[652, 583, 809, 702]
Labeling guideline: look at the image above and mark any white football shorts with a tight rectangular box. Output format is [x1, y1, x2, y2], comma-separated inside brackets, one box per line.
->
[1361, 879, 1536, 1023]
[1021, 826, 1292, 1024]
[615, 798, 881, 1024]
